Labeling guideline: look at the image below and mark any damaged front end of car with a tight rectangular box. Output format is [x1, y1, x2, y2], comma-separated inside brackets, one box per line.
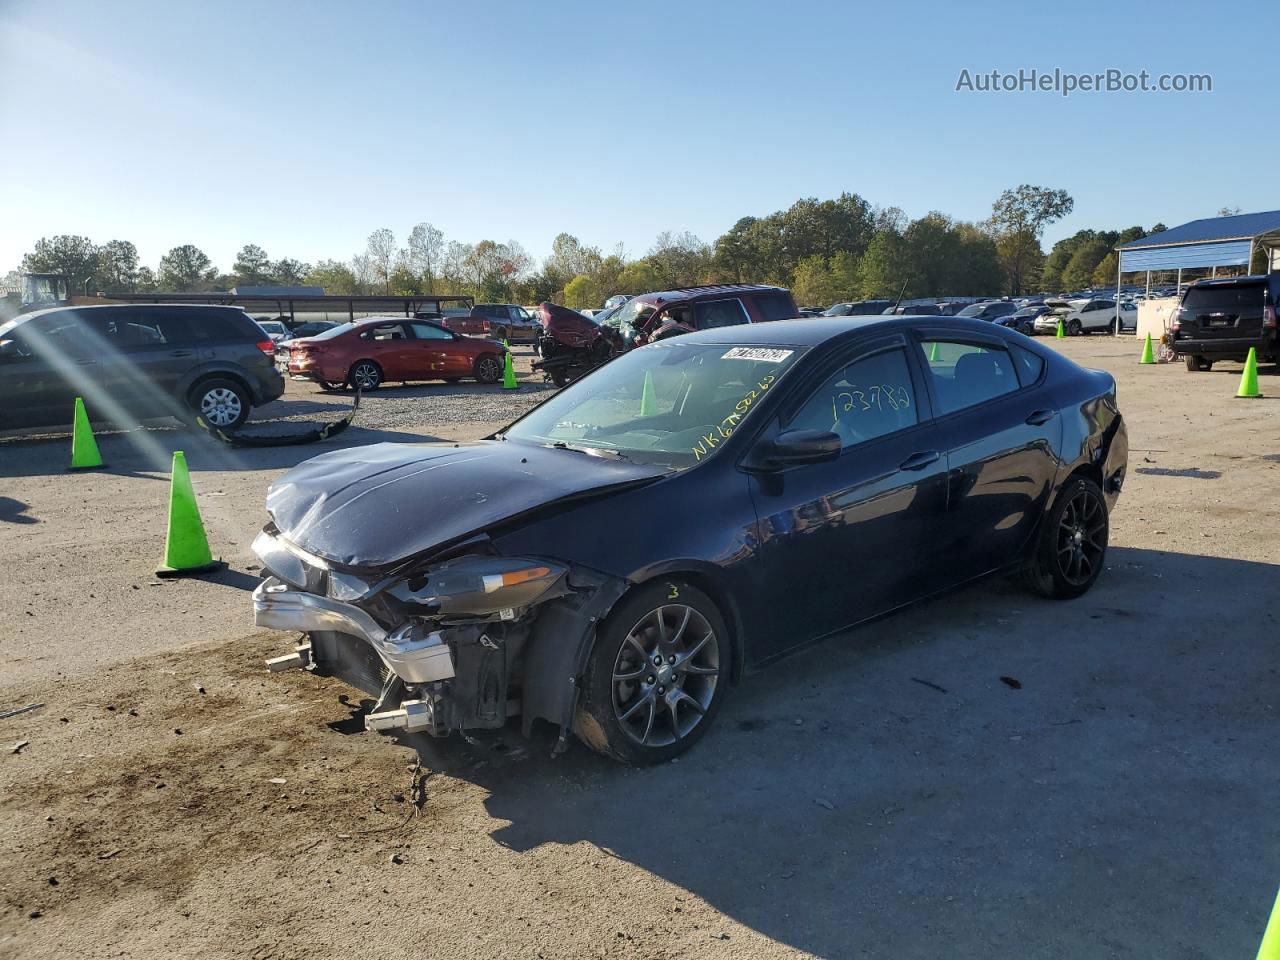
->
[251, 526, 625, 749]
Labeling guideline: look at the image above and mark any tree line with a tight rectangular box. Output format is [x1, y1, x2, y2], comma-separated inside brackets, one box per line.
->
[10, 184, 1188, 310]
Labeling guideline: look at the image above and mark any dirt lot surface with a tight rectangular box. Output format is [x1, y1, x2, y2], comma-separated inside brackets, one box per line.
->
[1, 338, 1278, 959]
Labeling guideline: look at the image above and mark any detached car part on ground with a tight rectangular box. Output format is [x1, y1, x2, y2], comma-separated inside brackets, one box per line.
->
[253, 316, 1127, 764]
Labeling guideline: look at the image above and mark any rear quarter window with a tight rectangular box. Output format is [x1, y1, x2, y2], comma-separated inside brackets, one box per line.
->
[189, 310, 259, 342]
[1011, 344, 1045, 386]
[752, 292, 799, 322]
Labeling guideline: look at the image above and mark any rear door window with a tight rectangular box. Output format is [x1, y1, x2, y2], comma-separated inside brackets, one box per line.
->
[362, 323, 408, 341]
[409, 322, 453, 340]
[918, 339, 1020, 415]
[693, 298, 750, 329]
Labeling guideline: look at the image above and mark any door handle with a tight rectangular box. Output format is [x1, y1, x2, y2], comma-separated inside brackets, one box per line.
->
[169, 350, 193, 358]
[899, 450, 940, 471]
[1025, 409, 1056, 426]
[75, 358, 97, 366]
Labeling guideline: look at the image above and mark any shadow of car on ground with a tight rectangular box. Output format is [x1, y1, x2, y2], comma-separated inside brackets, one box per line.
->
[337, 546, 1278, 957]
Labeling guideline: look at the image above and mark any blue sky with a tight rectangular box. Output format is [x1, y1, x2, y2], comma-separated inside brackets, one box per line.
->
[0, 0, 1274, 273]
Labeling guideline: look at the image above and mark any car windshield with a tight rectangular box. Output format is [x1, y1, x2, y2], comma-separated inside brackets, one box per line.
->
[956, 304, 985, 317]
[821, 303, 850, 316]
[503, 341, 804, 468]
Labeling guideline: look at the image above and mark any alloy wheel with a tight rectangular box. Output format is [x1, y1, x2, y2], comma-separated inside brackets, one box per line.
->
[200, 387, 243, 427]
[351, 363, 380, 390]
[478, 357, 501, 382]
[1056, 487, 1106, 586]
[611, 604, 720, 748]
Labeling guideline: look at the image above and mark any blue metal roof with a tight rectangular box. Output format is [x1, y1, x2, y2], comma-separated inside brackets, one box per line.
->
[1119, 210, 1280, 250]
[1121, 240, 1253, 272]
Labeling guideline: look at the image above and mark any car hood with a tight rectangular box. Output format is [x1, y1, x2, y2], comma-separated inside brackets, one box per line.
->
[265, 440, 668, 569]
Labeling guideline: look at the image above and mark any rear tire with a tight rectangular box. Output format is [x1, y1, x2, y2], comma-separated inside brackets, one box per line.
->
[347, 361, 382, 391]
[189, 377, 250, 430]
[1184, 355, 1212, 372]
[1067, 319, 1083, 336]
[1023, 476, 1109, 600]
[574, 580, 730, 764]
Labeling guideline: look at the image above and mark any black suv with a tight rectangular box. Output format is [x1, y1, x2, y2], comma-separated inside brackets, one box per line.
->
[1171, 274, 1279, 371]
[0, 304, 284, 431]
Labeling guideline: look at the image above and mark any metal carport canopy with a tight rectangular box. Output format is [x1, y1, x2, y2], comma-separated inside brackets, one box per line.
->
[1118, 210, 1280, 273]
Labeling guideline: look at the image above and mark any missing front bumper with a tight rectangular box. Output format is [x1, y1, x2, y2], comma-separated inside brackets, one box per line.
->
[252, 578, 455, 684]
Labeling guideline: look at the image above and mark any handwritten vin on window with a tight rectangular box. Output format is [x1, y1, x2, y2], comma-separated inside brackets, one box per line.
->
[693, 373, 778, 460]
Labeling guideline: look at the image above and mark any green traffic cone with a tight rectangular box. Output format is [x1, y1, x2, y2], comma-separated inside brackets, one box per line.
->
[69, 397, 104, 470]
[640, 370, 657, 415]
[1236, 347, 1262, 399]
[156, 451, 225, 578]
[1139, 332, 1156, 365]
[501, 350, 519, 390]
[928, 341, 941, 363]
[1055, 318, 1066, 339]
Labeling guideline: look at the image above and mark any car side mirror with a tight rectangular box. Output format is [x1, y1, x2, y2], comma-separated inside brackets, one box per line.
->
[761, 429, 842, 468]
[0, 339, 22, 360]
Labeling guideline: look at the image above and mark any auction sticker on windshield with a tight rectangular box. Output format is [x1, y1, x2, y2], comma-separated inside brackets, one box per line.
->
[721, 347, 794, 363]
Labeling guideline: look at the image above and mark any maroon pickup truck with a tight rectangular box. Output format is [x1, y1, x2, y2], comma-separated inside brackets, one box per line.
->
[436, 303, 541, 343]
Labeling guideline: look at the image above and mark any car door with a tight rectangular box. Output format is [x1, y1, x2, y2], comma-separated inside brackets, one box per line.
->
[359, 322, 415, 380]
[102, 309, 200, 415]
[746, 335, 950, 655]
[407, 321, 467, 377]
[0, 311, 117, 426]
[913, 332, 1062, 582]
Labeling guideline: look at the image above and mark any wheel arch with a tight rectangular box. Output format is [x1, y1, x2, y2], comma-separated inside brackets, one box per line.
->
[518, 560, 744, 750]
[179, 366, 253, 404]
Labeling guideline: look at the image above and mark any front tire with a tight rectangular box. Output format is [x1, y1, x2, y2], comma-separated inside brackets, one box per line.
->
[474, 353, 502, 384]
[574, 580, 729, 764]
[1023, 476, 1109, 600]
[189, 378, 250, 430]
[1067, 319, 1083, 336]
[1184, 355, 1212, 372]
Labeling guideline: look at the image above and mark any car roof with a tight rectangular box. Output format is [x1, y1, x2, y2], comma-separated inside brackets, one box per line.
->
[16, 302, 249, 323]
[632, 284, 788, 306]
[671, 314, 1013, 348]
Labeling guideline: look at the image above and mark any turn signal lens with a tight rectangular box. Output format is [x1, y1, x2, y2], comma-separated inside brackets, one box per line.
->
[256, 339, 275, 356]
[482, 566, 552, 593]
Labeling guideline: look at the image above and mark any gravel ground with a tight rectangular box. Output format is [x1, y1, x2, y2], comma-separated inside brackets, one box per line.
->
[1, 335, 1278, 959]
[249, 346, 561, 433]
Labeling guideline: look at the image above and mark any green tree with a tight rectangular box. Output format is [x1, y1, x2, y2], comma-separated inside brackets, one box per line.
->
[646, 231, 711, 288]
[857, 230, 905, 299]
[305, 259, 357, 295]
[232, 244, 273, 286]
[272, 258, 310, 285]
[1060, 235, 1112, 290]
[988, 185, 1074, 295]
[563, 274, 600, 309]
[616, 259, 662, 294]
[1092, 251, 1119, 287]
[22, 235, 98, 295]
[158, 244, 217, 291]
[95, 239, 139, 292]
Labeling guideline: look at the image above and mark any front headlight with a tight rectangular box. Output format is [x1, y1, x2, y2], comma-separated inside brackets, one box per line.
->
[388, 556, 568, 617]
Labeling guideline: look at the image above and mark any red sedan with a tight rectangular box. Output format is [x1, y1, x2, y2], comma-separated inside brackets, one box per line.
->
[282, 318, 509, 390]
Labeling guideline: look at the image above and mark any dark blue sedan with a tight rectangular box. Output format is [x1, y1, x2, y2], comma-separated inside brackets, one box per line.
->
[252, 316, 1128, 764]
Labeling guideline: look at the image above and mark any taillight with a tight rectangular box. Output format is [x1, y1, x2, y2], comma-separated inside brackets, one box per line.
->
[1171, 308, 1185, 333]
[256, 339, 274, 356]
[1264, 304, 1277, 329]
[482, 320, 491, 332]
